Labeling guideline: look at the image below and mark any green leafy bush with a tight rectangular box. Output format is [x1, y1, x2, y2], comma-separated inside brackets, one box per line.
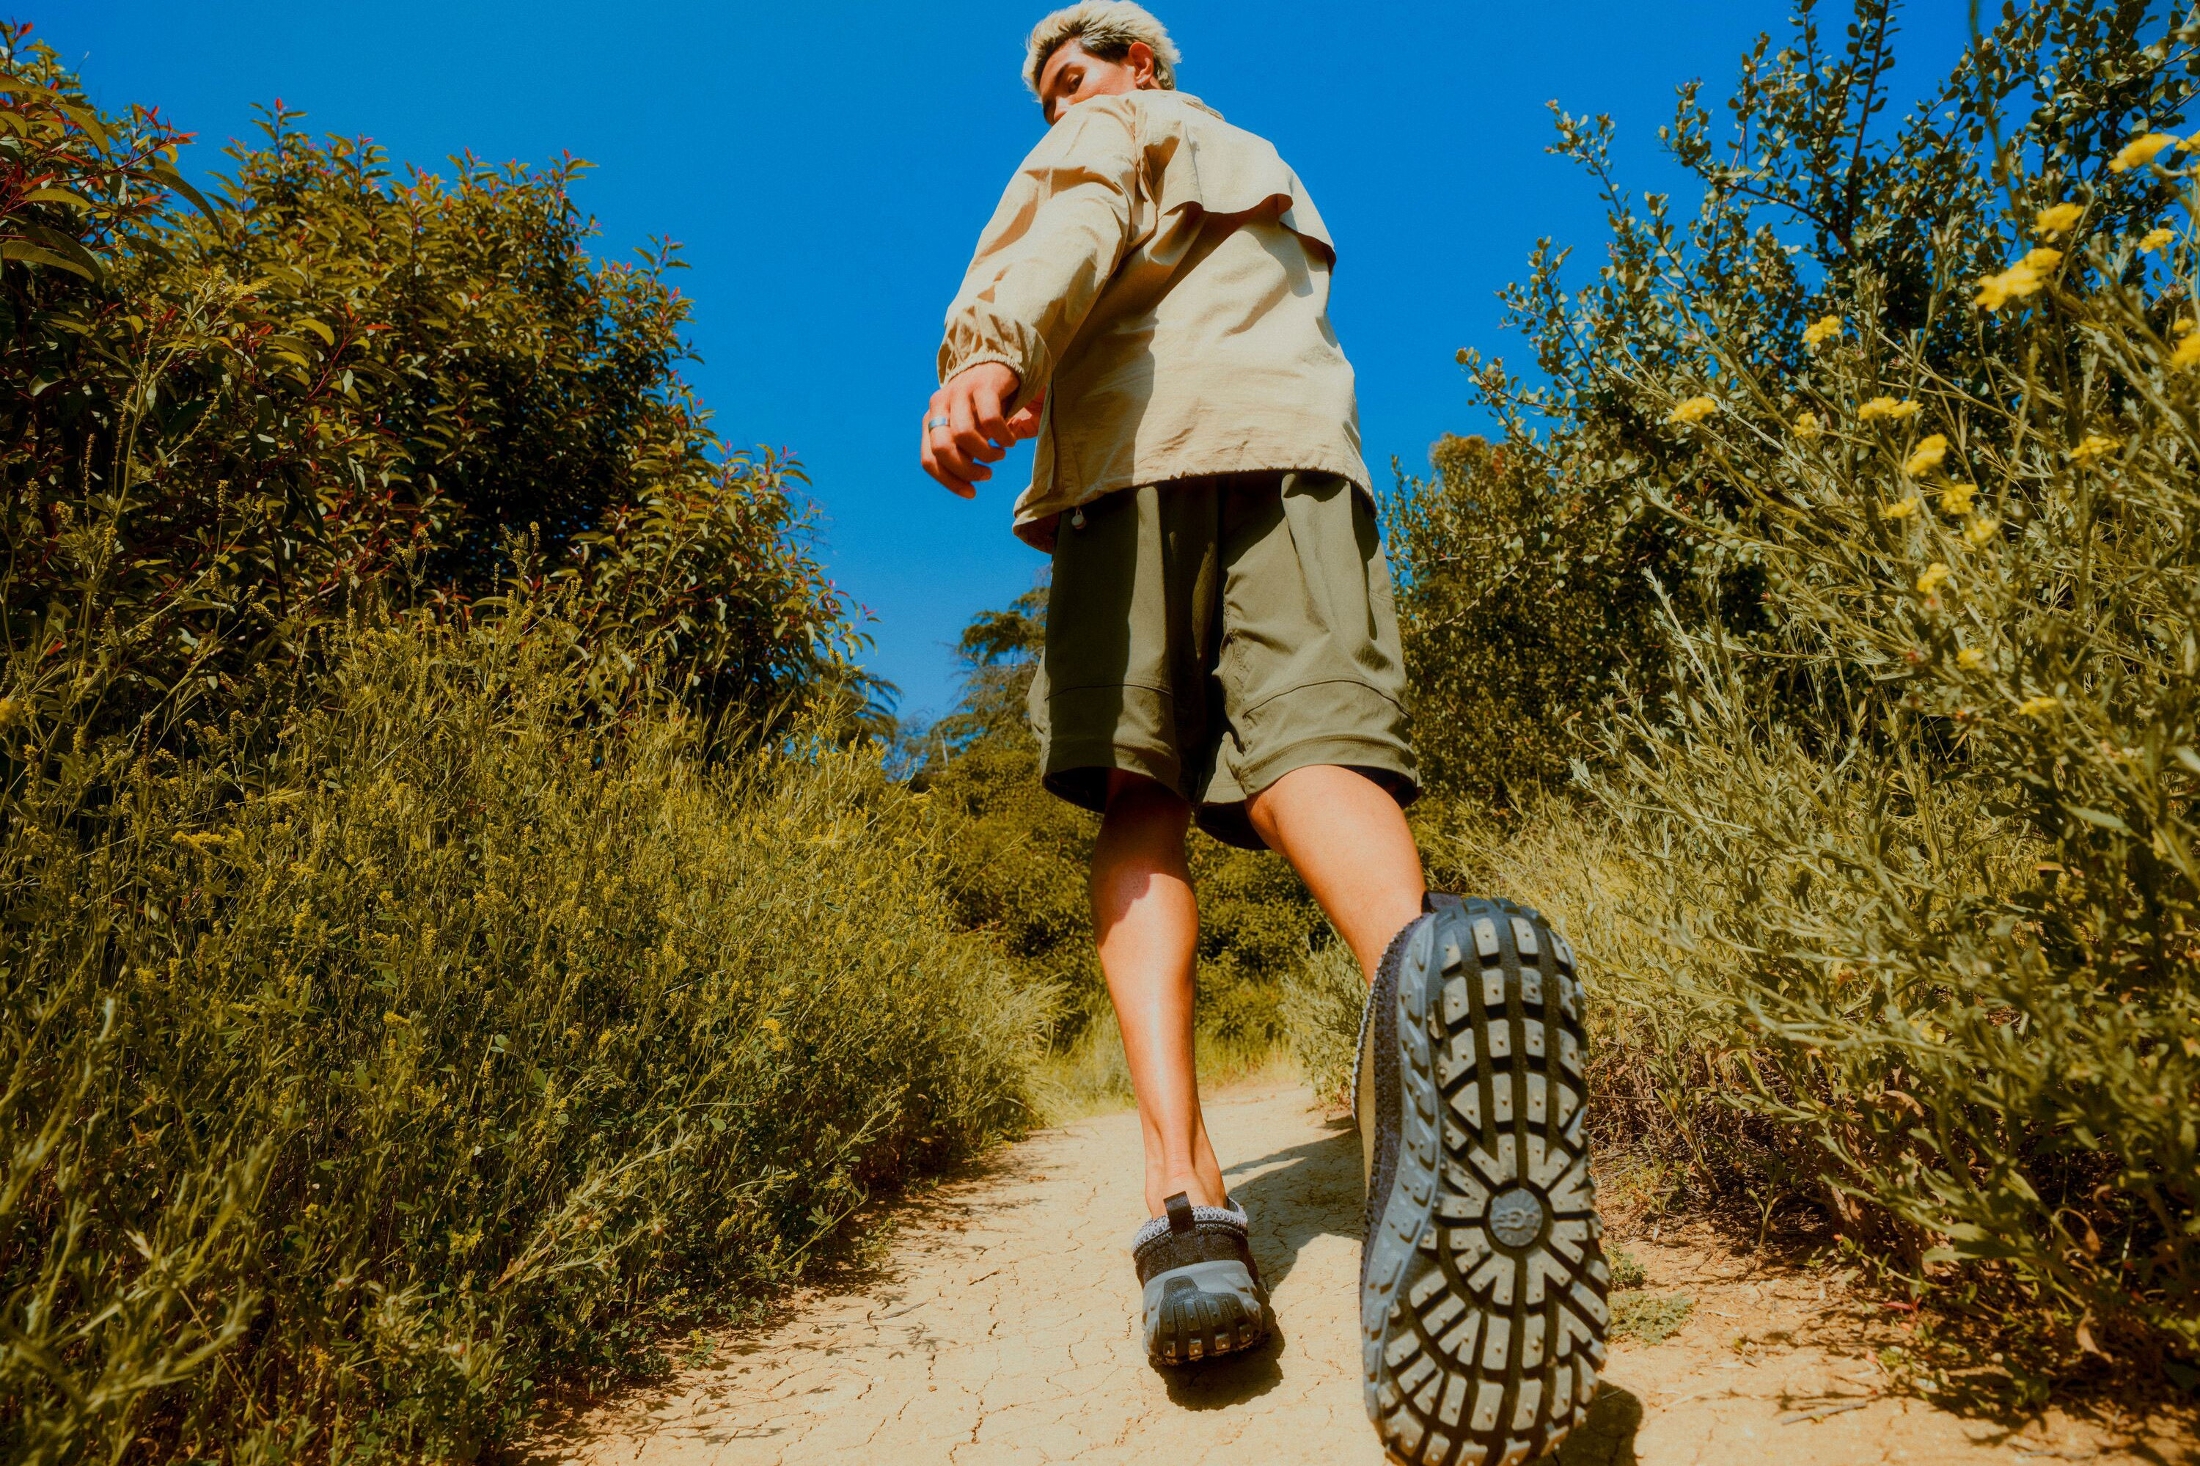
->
[1386, 431, 1676, 804]
[1, 28, 859, 738]
[1391, 0, 2200, 1365]
[0, 601, 1042, 1462]
[1280, 937, 1365, 1110]
[0, 31, 1028, 1462]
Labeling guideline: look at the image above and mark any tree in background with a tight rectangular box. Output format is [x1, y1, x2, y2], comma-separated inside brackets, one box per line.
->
[1, 26, 862, 744]
[910, 582, 1332, 1047]
[1386, 430, 1675, 803]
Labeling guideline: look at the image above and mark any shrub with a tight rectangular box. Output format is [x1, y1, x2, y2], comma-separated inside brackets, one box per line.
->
[1401, 0, 2200, 1366]
[0, 601, 1042, 1462]
[1, 29, 860, 738]
[0, 32, 1029, 1458]
[1386, 431, 1676, 804]
[1280, 938, 1366, 1111]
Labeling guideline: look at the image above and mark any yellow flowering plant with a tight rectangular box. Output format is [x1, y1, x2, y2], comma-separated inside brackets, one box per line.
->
[1387, 0, 2200, 1379]
[1667, 395, 1719, 425]
[1803, 314, 1844, 347]
[2109, 132, 2180, 172]
[1857, 396, 1920, 422]
[1902, 433, 1949, 476]
[1975, 263, 2046, 309]
[2033, 201, 2083, 235]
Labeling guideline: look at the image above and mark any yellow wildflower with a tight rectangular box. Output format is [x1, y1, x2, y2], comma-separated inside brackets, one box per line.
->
[1858, 396, 1920, 423]
[1939, 482, 1978, 515]
[2033, 202, 2084, 236]
[2070, 433, 2120, 464]
[2017, 694, 2060, 717]
[2174, 334, 2200, 369]
[1903, 433, 1950, 476]
[2023, 247, 2064, 272]
[1957, 647, 1987, 670]
[1668, 395, 1719, 425]
[1976, 263, 2046, 310]
[760, 1017, 781, 1032]
[1802, 314, 1844, 348]
[2179, 319, 2197, 335]
[1965, 515, 1999, 547]
[0, 697, 17, 730]
[2142, 226, 2176, 251]
[1916, 562, 1951, 594]
[2110, 133, 2179, 172]
[1880, 496, 1921, 521]
[1791, 409, 1823, 440]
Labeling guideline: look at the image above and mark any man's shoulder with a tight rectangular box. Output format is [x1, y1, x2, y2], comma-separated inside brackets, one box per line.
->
[1118, 94, 1327, 251]
[1117, 90, 1274, 149]
[1061, 90, 1264, 147]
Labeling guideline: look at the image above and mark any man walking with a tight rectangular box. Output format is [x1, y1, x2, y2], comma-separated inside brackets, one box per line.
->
[919, 6, 1608, 1460]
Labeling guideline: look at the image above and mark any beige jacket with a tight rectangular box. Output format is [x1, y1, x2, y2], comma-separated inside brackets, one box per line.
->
[938, 90, 1368, 549]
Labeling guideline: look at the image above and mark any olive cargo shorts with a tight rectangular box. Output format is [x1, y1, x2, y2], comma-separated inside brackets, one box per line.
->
[1029, 469, 1420, 850]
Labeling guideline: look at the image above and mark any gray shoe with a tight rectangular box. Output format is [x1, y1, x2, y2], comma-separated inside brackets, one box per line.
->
[1356, 895, 1608, 1465]
[1133, 1192, 1271, 1366]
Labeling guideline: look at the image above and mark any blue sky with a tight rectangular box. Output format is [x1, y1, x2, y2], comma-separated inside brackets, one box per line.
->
[45, 1, 1971, 720]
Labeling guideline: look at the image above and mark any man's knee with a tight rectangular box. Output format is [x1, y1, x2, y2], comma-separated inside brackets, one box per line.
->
[1245, 761, 1348, 829]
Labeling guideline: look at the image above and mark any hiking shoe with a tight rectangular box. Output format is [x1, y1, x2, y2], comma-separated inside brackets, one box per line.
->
[1134, 1192, 1271, 1366]
[1357, 895, 1608, 1465]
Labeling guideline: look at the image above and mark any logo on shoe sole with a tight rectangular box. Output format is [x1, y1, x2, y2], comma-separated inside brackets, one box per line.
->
[1487, 1186, 1546, 1248]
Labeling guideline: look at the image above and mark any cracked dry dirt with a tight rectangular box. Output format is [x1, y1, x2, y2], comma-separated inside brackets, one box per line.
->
[557, 1084, 2195, 1466]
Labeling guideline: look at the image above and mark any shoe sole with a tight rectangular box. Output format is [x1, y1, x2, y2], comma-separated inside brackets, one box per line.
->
[1362, 896, 1608, 1465]
[1147, 1261, 1269, 1366]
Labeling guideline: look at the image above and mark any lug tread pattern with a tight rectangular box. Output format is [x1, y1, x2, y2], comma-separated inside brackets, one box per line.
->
[1361, 897, 1606, 1465]
[1151, 1273, 1264, 1366]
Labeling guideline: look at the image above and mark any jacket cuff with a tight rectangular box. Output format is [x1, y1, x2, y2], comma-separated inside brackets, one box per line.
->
[938, 344, 1047, 416]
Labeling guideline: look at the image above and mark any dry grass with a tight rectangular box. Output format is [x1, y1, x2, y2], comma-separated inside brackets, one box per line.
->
[0, 607, 1047, 1462]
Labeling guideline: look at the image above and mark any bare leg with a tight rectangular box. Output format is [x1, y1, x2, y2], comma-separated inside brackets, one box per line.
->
[1091, 770, 1228, 1214]
[1247, 764, 1427, 981]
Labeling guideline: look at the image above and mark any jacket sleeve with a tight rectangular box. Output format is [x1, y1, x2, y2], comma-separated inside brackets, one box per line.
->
[937, 98, 1141, 412]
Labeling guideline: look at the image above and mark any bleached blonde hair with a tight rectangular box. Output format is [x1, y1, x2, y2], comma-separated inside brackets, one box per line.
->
[1023, 2, 1180, 96]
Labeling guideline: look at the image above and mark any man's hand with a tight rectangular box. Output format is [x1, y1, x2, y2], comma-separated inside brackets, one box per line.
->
[921, 362, 1044, 498]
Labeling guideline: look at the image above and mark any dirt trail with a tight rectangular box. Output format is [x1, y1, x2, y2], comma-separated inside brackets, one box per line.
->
[557, 1084, 2193, 1466]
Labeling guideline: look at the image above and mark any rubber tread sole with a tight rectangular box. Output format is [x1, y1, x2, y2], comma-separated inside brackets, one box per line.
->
[1361, 895, 1607, 1465]
[1149, 1269, 1266, 1366]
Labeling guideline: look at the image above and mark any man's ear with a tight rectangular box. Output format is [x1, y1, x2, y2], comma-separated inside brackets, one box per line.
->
[1126, 40, 1157, 88]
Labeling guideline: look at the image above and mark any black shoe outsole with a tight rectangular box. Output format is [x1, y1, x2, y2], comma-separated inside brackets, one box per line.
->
[1150, 1272, 1268, 1366]
[1362, 896, 1608, 1466]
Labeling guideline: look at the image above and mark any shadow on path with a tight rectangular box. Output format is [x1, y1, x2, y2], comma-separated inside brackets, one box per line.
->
[1157, 1317, 1289, 1410]
[1225, 1118, 1363, 1294]
[1557, 1385, 1644, 1466]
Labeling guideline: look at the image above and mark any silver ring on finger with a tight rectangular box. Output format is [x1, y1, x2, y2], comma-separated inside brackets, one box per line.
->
[926, 416, 951, 429]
